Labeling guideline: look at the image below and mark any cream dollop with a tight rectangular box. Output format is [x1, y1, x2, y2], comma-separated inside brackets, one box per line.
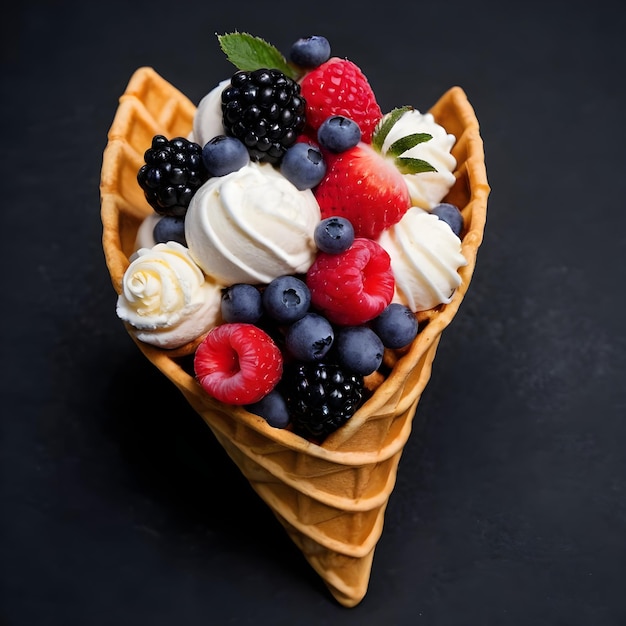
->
[189, 79, 229, 146]
[116, 242, 222, 349]
[378, 109, 457, 210]
[378, 207, 467, 311]
[185, 162, 321, 285]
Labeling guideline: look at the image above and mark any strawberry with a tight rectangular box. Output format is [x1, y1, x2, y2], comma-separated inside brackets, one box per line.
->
[299, 58, 383, 143]
[314, 142, 412, 239]
[306, 238, 395, 326]
[194, 323, 283, 405]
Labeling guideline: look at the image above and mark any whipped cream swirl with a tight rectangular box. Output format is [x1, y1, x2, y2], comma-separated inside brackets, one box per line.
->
[189, 79, 229, 146]
[116, 241, 222, 349]
[378, 208, 467, 311]
[378, 109, 457, 210]
[185, 162, 321, 285]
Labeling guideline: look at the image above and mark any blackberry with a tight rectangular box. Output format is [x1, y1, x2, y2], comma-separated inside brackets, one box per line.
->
[284, 362, 364, 441]
[137, 135, 208, 217]
[221, 69, 306, 164]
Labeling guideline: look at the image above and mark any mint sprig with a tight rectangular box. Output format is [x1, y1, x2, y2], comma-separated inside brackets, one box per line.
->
[217, 32, 301, 80]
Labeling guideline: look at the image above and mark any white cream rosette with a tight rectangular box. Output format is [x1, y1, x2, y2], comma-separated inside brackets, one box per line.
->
[116, 241, 222, 349]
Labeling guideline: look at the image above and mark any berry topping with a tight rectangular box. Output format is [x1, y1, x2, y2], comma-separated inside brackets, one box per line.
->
[314, 216, 355, 254]
[314, 142, 412, 239]
[289, 35, 331, 69]
[262, 275, 311, 324]
[284, 362, 364, 441]
[299, 58, 382, 143]
[334, 326, 384, 375]
[306, 238, 395, 326]
[431, 202, 464, 237]
[194, 323, 283, 405]
[247, 389, 291, 429]
[317, 115, 361, 153]
[221, 283, 263, 324]
[284, 312, 334, 362]
[153, 215, 187, 246]
[372, 303, 419, 349]
[201, 135, 249, 177]
[280, 142, 326, 190]
[137, 135, 208, 216]
[221, 69, 306, 164]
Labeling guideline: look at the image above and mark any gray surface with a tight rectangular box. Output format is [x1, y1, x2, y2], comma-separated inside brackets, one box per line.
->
[2, 1, 626, 624]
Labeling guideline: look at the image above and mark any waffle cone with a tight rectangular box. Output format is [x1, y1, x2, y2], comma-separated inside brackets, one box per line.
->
[100, 67, 489, 607]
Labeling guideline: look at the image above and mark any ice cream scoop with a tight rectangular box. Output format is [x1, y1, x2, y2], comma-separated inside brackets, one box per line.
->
[185, 162, 321, 285]
[378, 207, 467, 311]
[378, 108, 457, 210]
[116, 241, 222, 349]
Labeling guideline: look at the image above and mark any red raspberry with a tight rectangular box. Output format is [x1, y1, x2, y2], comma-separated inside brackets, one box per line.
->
[306, 238, 395, 326]
[194, 323, 283, 405]
[299, 58, 383, 143]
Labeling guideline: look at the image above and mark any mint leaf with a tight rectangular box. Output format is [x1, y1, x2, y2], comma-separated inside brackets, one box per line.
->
[395, 157, 437, 175]
[371, 106, 413, 151]
[387, 133, 433, 158]
[217, 32, 300, 80]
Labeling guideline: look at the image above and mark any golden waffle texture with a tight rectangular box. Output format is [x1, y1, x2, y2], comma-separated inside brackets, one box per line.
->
[101, 67, 490, 607]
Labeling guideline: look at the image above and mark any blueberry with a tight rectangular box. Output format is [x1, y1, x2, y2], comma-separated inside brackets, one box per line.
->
[289, 35, 331, 69]
[335, 326, 384, 375]
[246, 389, 290, 429]
[280, 143, 327, 190]
[314, 216, 355, 254]
[262, 275, 311, 324]
[201, 135, 249, 177]
[153, 215, 187, 246]
[221, 283, 263, 323]
[372, 303, 418, 349]
[431, 202, 464, 237]
[317, 115, 362, 153]
[285, 312, 334, 361]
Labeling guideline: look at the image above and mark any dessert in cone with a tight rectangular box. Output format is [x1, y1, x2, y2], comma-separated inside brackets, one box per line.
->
[101, 66, 489, 607]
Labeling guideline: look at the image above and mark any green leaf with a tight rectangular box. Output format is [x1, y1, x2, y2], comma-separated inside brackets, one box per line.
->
[217, 32, 300, 80]
[387, 133, 433, 158]
[395, 157, 438, 175]
[371, 106, 413, 151]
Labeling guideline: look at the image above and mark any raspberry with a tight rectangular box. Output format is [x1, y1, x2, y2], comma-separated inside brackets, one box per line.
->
[306, 238, 395, 326]
[299, 58, 383, 143]
[284, 362, 364, 441]
[194, 323, 283, 405]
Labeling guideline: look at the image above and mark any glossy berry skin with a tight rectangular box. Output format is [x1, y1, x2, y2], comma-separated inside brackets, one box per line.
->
[280, 142, 326, 190]
[372, 303, 419, 349]
[314, 142, 411, 239]
[194, 323, 283, 405]
[306, 238, 395, 326]
[314, 216, 355, 254]
[221, 69, 306, 164]
[285, 312, 334, 362]
[137, 135, 208, 216]
[317, 115, 361, 153]
[246, 389, 291, 429]
[289, 35, 331, 69]
[299, 58, 382, 143]
[284, 362, 364, 440]
[262, 275, 311, 324]
[431, 202, 464, 238]
[221, 283, 263, 324]
[334, 326, 384, 375]
[153, 215, 187, 246]
[201, 135, 249, 177]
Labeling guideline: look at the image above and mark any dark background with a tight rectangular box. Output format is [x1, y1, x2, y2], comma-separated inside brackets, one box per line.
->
[2, 1, 626, 624]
